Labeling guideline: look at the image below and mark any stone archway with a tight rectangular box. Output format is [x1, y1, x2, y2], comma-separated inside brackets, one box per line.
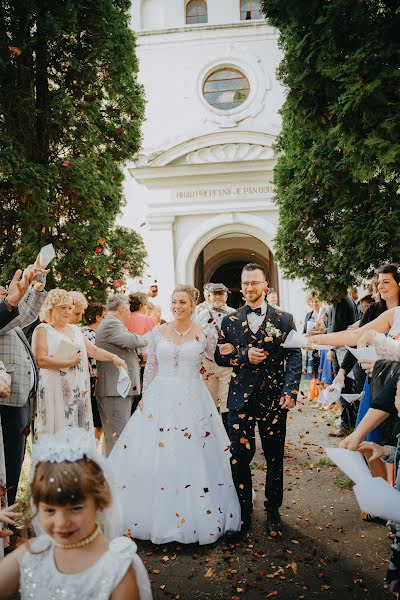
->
[194, 233, 278, 308]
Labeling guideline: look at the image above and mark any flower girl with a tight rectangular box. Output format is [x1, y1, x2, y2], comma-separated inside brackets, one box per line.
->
[0, 428, 152, 600]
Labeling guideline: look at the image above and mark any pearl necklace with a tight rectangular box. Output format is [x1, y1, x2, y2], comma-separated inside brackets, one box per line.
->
[173, 323, 193, 337]
[53, 522, 101, 550]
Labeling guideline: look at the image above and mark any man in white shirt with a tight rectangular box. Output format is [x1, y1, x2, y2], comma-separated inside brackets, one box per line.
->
[195, 283, 235, 429]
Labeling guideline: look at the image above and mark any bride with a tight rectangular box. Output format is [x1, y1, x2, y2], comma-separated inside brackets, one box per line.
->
[108, 284, 241, 545]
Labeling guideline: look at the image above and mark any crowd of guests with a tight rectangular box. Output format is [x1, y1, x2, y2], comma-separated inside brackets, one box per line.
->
[0, 260, 293, 597]
[0, 262, 163, 558]
[303, 262, 400, 594]
[1, 257, 400, 596]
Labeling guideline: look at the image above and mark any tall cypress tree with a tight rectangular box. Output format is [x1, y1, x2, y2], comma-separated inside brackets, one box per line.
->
[262, 0, 400, 301]
[0, 0, 146, 301]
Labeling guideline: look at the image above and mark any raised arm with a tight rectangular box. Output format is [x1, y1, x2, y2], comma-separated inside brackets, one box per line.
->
[309, 308, 395, 347]
[0, 302, 19, 330]
[83, 336, 128, 371]
[0, 287, 46, 335]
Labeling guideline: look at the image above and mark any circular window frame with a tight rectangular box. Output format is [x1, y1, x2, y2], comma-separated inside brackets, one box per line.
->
[202, 67, 250, 112]
[197, 57, 269, 126]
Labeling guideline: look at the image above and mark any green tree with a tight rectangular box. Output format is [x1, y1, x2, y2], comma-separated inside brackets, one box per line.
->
[0, 0, 146, 302]
[262, 0, 400, 301]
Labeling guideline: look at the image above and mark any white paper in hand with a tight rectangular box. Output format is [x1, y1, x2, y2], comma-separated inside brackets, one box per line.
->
[324, 447, 373, 484]
[53, 340, 80, 361]
[345, 346, 379, 362]
[341, 393, 362, 403]
[282, 330, 308, 348]
[282, 330, 333, 351]
[354, 477, 400, 522]
[117, 367, 131, 398]
[39, 244, 56, 268]
[319, 383, 343, 405]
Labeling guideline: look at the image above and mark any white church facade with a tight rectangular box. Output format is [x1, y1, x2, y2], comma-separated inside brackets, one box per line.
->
[122, 0, 307, 322]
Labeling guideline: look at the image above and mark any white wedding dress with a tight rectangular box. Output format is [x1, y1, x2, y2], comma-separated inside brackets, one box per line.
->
[108, 327, 241, 545]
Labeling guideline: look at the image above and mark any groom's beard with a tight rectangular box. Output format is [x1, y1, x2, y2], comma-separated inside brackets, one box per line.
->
[243, 290, 264, 305]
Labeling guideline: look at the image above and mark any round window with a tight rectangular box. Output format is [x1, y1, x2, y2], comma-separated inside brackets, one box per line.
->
[203, 68, 250, 110]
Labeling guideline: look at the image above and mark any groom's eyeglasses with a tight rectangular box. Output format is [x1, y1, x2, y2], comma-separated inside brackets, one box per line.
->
[241, 281, 265, 288]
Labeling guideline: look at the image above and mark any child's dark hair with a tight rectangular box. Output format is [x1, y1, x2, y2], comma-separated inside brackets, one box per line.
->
[31, 456, 112, 509]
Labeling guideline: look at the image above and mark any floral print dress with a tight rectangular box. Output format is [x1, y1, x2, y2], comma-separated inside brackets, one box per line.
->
[34, 324, 93, 438]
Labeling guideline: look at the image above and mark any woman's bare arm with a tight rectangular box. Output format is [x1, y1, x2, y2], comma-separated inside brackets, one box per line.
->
[309, 308, 395, 347]
[32, 327, 81, 369]
[83, 337, 127, 371]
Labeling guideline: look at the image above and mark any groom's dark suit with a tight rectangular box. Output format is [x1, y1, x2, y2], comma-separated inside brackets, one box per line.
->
[214, 303, 302, 521]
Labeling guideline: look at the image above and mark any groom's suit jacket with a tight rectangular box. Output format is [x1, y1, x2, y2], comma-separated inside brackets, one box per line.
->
[214, 303, 302, 415]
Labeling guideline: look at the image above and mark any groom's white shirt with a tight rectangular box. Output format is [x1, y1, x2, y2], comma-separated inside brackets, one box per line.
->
[247, 301, 268, 334]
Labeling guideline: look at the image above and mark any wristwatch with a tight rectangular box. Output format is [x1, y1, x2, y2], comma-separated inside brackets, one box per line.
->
[3, 298, 17, 312]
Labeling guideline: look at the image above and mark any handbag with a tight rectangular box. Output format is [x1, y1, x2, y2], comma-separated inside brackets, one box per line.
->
[370, 360, 400, 445]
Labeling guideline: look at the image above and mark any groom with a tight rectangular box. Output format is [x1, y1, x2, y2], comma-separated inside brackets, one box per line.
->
[215, 263, 301, 537]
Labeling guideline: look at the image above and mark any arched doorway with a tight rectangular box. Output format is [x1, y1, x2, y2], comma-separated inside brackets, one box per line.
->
[194, 233, 278, 309]
[210, 261, 248, 308]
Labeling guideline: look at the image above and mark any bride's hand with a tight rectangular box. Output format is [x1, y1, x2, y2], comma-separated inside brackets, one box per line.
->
[138, 399, 144, 411]
[218, 343, 235, 356]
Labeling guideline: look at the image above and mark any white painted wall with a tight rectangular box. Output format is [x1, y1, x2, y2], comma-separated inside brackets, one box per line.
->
[121, 1, 308, 325]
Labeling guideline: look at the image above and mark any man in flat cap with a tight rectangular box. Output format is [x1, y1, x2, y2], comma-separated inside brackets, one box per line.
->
[195, 283, 235, 429]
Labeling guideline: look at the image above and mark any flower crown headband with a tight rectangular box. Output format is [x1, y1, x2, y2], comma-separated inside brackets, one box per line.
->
[31, 428, 99, 475]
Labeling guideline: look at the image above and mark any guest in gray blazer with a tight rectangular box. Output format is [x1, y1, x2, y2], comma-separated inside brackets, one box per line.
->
[0, 266, 41, 331]
[95, 293, 147, 454]
[0, 276, 47, 504]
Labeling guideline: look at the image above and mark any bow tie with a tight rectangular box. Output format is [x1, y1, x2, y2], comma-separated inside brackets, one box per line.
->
[245, 305, 262, 316]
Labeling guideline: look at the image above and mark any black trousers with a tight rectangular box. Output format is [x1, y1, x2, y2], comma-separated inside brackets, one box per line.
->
[228, 407, 287, 520]
[0, 402, 30, 505]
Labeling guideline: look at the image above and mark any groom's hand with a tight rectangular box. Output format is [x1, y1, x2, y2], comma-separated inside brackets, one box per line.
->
[248, 347, 266, 364]
[279, 394, 295, 409]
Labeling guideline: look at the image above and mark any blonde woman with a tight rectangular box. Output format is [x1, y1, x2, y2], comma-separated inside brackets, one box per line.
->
[32, 289, 127, 437]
